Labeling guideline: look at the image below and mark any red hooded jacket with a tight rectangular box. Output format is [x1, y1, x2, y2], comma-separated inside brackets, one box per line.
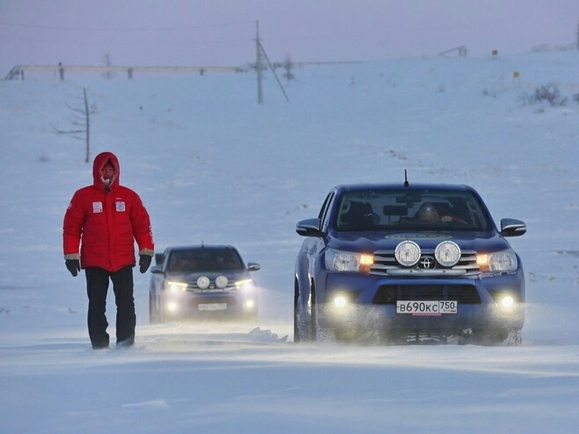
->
[63, 152, 154, 272]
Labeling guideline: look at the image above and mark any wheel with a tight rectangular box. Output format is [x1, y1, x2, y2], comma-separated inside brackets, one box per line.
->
[334, 328, 368, 343]
[294, 280, 337, 343]
[475, 329, 522, 346]
[309, 284, 318, 341]
[149, 292, 160, 324]
[503, 329, 522, 346]
[294, 279, 315, 342]
[293, 281, 300, 342]
[242, 310, 259, 322]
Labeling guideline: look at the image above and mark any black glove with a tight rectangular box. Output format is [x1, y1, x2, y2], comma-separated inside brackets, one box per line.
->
[139, 254, 152, 274]
[65, 259, 80, 277]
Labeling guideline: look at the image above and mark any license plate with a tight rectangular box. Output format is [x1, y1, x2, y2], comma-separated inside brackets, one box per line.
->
[396, 300, 457, 315]
[198, 303, 227, 311]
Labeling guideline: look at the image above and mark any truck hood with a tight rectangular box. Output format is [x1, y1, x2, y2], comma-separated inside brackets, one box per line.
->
[327, 229, 511, 253]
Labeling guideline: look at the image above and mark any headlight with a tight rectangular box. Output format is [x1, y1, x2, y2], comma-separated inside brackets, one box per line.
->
[325, 248, 373, 272]
[166, 281, 187, 292]
[394, 240, 421, 267]
[477, 249, 518, 273]
[235, 279, 255, 291]
[435, 241, 461, 267]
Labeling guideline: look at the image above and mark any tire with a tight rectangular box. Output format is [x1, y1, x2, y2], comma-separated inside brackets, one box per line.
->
[294, 279, 315, 342]
[293, 281, 301, 343]
[294, 280, 336, 343]
[503, 329, 522, 346]
[334, 328, 367, 343]
[149, 292, 160, 324]
[476, 329, 522, 346]
[242, 310, 259, 322]
[309, 284, 318, 341]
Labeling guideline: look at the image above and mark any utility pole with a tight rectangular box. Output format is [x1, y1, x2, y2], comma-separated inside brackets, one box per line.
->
[255, 21, 263, 104]
[576, 20, 579, 50]
[253, 20, 289, 104]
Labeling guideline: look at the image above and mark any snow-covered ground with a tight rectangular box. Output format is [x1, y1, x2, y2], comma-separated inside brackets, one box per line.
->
[1, 50, 579, 433]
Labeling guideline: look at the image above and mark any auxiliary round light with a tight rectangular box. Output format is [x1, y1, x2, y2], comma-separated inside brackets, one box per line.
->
[197, 276, 210, 289]
[435, 241, 461, 267]
[333, 295, 348, 308]
[394, 240, 421, 267]
[499, 294, 515, 310]
[168, 283, 181, 292]
[215, 275, 228, 289]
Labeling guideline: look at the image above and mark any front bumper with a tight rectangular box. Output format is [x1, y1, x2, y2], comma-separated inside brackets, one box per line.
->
[159, 290, 258, 320]
[317, 270, 525, 334]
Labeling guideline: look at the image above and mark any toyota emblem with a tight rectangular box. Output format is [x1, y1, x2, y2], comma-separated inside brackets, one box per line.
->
[420, 256, 434, 269]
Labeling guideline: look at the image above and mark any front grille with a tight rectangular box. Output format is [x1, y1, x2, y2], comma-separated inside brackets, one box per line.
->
[186, 281, 236, 292]
[372, 284, 481, 304]
[370, 248, 480, 276]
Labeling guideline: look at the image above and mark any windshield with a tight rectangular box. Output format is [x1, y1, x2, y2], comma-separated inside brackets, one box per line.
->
[335, 189, 491, 231]
[168, 249, 244, 272]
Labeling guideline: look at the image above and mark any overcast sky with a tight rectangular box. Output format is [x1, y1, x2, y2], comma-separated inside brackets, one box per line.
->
[1, 0, 578, 74]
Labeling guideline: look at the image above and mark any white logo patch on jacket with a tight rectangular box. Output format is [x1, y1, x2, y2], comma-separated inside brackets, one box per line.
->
[116, 201, 126, 212]
[92, 202, 103, 213]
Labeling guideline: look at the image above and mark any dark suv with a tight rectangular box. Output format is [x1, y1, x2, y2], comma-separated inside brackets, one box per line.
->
[149, 245, 260, 323]
[294, 183, 526, 345]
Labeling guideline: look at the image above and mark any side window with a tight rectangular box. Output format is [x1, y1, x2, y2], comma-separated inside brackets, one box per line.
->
[319, 192, 335, 233]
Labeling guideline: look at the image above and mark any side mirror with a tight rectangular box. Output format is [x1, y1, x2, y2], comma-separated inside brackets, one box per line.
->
[150, 265, 163, 274]
[296, 218, 323, 237]
[500, 218, 527, 237]
[247, 262, 260, 272]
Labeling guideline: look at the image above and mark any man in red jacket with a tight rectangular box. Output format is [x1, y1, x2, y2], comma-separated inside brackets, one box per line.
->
[63, 151, 154, 349]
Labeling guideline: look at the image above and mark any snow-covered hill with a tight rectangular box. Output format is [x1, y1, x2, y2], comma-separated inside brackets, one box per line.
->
[1, 51, 579, 433]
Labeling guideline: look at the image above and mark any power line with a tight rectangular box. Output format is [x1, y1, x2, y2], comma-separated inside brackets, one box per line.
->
[0, 34, 248, 47]
[0, 20, 254, 32]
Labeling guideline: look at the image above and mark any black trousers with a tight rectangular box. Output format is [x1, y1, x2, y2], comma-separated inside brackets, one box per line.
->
[85, 266, 136, 348]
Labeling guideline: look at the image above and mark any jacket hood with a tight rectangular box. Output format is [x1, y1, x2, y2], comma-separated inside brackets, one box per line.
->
[92, 151, 120, 192]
